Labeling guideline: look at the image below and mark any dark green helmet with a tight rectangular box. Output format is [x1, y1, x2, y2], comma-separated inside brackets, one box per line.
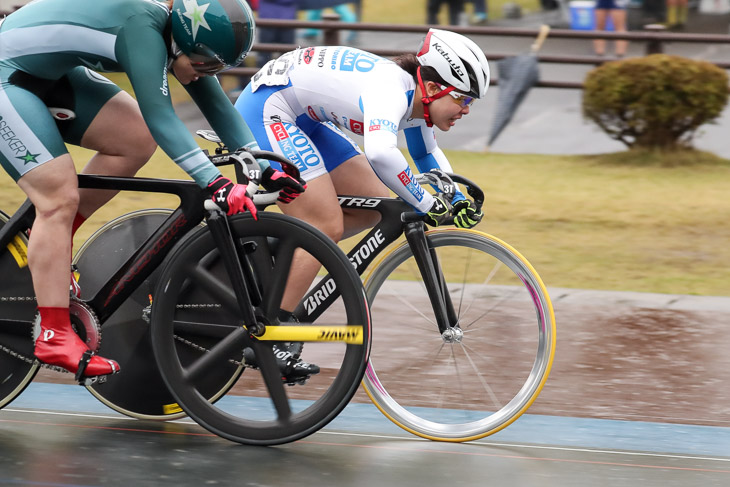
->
[171, 0, 255, 73]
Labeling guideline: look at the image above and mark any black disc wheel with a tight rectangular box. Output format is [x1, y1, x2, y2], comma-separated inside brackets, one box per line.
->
[151, 213, 371, 445]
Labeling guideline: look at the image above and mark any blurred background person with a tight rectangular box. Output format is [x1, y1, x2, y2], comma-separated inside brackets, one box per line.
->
[466, 0, 488, 25]
[258, 0, 299, 65]
[427, 0, 465, 25]
[232, 0, 298, 97]
[665, 0, 688, 29]
[593, 0, 629, 57]
[303, 2, 358, 42]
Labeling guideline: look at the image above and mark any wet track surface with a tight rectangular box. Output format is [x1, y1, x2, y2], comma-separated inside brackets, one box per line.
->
[2, 287, 728, 486]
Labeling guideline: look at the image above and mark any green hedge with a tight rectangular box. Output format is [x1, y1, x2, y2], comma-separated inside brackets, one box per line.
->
[582, 54, 729, 151]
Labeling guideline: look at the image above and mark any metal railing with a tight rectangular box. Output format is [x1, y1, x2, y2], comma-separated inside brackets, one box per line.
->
[224, 17, 730, 90]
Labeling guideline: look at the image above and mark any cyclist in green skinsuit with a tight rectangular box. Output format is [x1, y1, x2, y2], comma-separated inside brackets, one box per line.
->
[0, 0, 306, 381]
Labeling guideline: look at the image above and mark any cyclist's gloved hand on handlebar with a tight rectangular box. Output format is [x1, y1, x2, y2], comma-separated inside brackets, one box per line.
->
[452, 199, 483, 229]
[261, 167, 307, 204]
[424, 194, 452, 227]
[207, 176, 258, 219]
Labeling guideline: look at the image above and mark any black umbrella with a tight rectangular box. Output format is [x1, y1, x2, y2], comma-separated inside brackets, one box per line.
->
[487, 25, 550, 148]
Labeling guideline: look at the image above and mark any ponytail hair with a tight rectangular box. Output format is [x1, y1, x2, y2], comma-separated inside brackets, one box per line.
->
[392, 53, 449, 87]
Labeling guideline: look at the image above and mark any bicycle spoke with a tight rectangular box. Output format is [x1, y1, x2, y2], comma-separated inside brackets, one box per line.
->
[389, 292, 438, 331]
[250, 343, 292, 421]
[457, 258, 501, 321]
[184, 262, 238, 314]
[183, 327, 248, 383]
[459, 341, 501, 409]
[456, 248, 473, 320]
[462, 285, 525, 331]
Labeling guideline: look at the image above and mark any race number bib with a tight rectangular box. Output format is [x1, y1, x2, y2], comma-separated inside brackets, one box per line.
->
[251, 52, 295, 92]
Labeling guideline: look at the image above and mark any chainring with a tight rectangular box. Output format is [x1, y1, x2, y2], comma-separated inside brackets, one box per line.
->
[31, 298, 102, 352]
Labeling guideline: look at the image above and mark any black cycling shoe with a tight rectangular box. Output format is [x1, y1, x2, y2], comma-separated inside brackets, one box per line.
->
[243, 342, 320, 385]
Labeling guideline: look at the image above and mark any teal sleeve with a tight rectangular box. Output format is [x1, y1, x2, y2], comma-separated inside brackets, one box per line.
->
[115, 17, 220, 187]
[185, 78, 270, 172]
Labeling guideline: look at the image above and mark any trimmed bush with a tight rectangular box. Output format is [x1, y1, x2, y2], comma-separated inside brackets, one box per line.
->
[582, 54, 729, 150]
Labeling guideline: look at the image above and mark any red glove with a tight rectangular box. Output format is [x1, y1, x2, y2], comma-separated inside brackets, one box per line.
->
[261, 166, 307, 204]
[207, 176, 258, 219]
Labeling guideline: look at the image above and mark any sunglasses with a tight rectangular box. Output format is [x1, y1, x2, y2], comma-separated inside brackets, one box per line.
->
[188, 44, 228, 75]
[439, 85, 475, 108]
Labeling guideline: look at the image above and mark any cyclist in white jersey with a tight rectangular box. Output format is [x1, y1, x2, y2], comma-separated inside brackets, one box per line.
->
[234, 29, 489, 372]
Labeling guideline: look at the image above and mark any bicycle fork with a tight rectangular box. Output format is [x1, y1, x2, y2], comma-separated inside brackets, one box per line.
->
[204, 210, 291, 408]
[403, 223, 460, 339]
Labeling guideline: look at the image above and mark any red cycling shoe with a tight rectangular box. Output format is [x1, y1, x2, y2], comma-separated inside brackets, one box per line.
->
[34, 307, 119, 382]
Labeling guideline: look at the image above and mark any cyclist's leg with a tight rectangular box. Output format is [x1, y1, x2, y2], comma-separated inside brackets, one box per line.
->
[17, 158, 78, 307]
[18, 161, 118, 377]
[328, 154, 390, 239]
[0, 69, 118, 378]
[235, 87, 345, 311]
[61, 68, 157, 219]
[1, 69, 79, 307]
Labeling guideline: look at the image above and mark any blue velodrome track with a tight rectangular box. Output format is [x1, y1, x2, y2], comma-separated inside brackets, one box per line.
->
[1, 382, 728, 487]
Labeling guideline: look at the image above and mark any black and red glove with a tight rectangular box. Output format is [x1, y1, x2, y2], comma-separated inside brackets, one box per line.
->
[207, 176, 258, 219]
[261, 166, 307, 204]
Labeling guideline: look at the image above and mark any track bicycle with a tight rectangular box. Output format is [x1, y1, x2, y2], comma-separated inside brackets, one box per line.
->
[67, 132, 556, 442]
[0, 148, 371, 446]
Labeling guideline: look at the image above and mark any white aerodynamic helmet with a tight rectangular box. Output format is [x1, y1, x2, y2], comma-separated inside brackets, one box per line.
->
[416, 28, 490, 99]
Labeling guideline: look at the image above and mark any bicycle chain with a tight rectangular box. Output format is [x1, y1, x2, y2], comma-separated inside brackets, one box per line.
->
[172, 333, 248, 368]
[1, 298, 248, 370]
[171, 303, 251, 368]
[0, 295, 43, 368]
[0, 297, 101, 375]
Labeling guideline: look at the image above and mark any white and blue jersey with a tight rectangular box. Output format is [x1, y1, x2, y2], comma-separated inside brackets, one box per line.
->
[234, 46, 457, 213]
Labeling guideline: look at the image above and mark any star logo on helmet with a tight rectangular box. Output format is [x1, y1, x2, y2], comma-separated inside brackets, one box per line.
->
[182, 0, 212, 40]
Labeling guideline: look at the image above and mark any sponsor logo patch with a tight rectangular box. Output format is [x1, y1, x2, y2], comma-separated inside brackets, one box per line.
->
[368, 118, 398, 135]
[396, 167, 425, 202]
[269, 122, 321, 173]
[0, 116, 33, 160]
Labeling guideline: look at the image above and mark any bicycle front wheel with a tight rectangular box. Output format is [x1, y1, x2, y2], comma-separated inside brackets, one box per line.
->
[150, 213, 371, 445]
[362, 228, 556, 442]
[0, 211, 38, 409]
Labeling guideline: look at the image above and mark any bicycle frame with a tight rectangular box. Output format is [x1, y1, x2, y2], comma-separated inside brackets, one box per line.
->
[0, 175, 208, 324]
[1, 173, 366, 346]
[293, 195, 458, 335]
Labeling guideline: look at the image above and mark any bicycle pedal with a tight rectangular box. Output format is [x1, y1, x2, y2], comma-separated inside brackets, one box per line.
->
[283, 376, 308, 386]
[79, 375, 107, 386]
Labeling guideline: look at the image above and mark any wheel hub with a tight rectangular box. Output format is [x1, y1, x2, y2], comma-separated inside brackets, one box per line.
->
[441, 326, 463, 343]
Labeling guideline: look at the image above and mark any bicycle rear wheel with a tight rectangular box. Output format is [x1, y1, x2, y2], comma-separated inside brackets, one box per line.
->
[362, 228, 556, 442]
[150, 213, 371, 445]
[73, 210, 242, 419]
[0, 211, 39, 409]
